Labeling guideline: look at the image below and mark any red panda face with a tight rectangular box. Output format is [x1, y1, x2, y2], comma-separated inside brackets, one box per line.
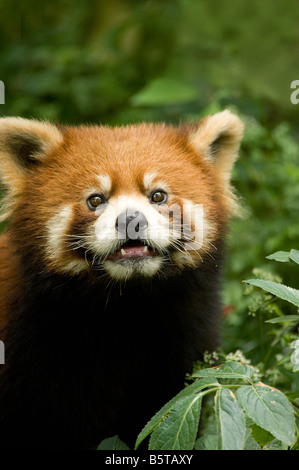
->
[0, 113, 243, 282]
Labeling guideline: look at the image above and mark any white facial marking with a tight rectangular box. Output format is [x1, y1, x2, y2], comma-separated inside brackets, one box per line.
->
[143, 172, 157, 189]
[85, 193, 171, 280]
[44, 196, 215, 280]
[46, 205, 73, 258]
[143, 172, 170, 193]
[104, 257, 163, 281]
[97, 174, 111, 194]
[86, 192, 215, 279]
[93, 194, 171, 252]
[46, 204, 87, 274]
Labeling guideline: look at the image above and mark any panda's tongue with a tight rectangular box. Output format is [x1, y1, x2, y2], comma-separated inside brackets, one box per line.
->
[120, 245, 149, 258]
[108, 244, 154, 261]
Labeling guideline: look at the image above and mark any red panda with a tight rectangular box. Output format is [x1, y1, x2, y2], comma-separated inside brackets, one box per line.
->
[0, 111, 243, 449]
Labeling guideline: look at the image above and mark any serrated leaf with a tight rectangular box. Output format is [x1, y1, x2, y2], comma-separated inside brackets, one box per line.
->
[244, 279, 299, 308]
[290, 249, 299, 265]
[97, 435, 130, 450]
[134, 378, 218, 449]
[265, 315, 299, 324]
[266, 251, 291, 262]
[194, 434, 218, 450]
[215, 388, 246, 450]
[191, 361, 255, 381]
[149, 393, 202, 450]
[236, 384, 296, 445]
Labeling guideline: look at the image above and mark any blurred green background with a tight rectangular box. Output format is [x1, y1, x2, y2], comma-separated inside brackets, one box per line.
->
[1, 0, 299, 362]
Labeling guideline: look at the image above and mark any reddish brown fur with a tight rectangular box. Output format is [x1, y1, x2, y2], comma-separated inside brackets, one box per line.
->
[18, 125, 225, 230]
[0, 113, 244, 449]
[0, 122, 236, 335]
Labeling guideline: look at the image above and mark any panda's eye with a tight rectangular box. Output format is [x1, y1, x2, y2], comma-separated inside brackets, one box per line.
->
[87, 194, 105, 211]
[150, 190, 168, 204]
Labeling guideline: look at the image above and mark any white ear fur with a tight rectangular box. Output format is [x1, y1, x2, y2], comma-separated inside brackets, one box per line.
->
[0, 117, 63, 220]
[188, 110, 244, 215]
[188, 110, 244, 182]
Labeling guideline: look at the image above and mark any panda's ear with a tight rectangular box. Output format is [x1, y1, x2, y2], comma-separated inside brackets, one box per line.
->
[187, 110, 244, 183]
[0, 117, 63, 173]
[0, 117, 63, 220]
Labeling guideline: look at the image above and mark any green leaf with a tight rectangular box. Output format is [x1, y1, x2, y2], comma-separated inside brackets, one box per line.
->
[244, 279, 299, 308]
[194, 434, 218, 450]
[236, 383, 296, 446]
[286, 392, 299, 403]
[266, 251, 291, 262]
[264, 439, 288, 450]
[191, 361, 255, 381]
[244, 428, 262, 450]
[251, 424, 275, 446]
[134, 378, 218, 449]
[97, 435, 130, 450]
[131, 78, 198, 106]
[265, 249, 299, 265]
[215, 388, 246, 450]
[265, 315, 299, 324]
[149, 393, 202, 450]
[290, 249, 299, 265]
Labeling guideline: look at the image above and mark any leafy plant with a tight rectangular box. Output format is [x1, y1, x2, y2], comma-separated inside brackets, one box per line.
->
[97, 361, 297, 451]
[244, 248, 299, 380]
[98, 249, 299, 451]
[246, 249, 299, 310]
[2, 0, 299, 452]
[138, 362, 298, 450]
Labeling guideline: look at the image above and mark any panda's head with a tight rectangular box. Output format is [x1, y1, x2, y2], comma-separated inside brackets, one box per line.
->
[0, 112, 243, 281]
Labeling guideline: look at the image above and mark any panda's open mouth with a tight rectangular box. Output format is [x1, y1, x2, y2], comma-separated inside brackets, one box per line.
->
[107, 240, 158, 262]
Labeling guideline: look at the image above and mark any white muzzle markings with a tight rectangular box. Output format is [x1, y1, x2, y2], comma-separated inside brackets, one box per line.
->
[46, 195, 206, 280]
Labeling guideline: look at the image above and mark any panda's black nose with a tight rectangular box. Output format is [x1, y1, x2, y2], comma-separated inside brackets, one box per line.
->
[116, 210, 148, 239]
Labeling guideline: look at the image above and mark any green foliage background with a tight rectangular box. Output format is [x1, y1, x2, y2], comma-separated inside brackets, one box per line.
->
[1, 0, 299, 386]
